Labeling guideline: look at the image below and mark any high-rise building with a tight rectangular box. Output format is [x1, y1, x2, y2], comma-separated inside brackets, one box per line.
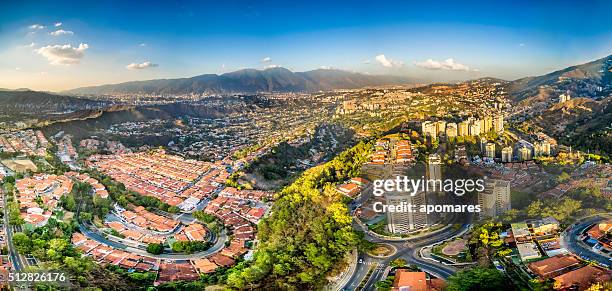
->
[541, 140, 551, 156]
[421, 121, 437, 139]
[559, 93, 571, 103]
[427, 153, 442, 181]
[478, 118, 486, 133]
[469, 122, 481, 136]
[519, 146, 532, 161]
[478, 179, 511, 219]
[386, 191, 429, 233]
[485, 142, 496, 159]
[493, 114, 504, 132]
[436, 121, 446, 136]
[501, 146, 513, 162]
[483, 115, 493, 132]
[458, 121, 469, 136]
[534, 140, 551, 157]
[445, 123, 458, 138]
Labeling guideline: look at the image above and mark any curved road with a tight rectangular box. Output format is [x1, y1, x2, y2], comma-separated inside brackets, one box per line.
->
[560, 214, 612, 267]
[79, 222, 228, 260]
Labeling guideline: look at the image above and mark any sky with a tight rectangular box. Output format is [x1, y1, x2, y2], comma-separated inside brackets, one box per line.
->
[0, 0, 611, 91]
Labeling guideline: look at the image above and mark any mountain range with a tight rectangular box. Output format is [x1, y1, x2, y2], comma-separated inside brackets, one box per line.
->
[508, 54, 611, 101]
[65, 67, 413, 95]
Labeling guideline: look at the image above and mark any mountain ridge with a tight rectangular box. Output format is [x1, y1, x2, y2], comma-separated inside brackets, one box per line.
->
[64, 67, 414, 95]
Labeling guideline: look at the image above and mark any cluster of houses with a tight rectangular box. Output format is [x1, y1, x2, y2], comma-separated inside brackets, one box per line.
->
[582, 220, 612, 256]
[501, 218, 612, 289]
[71, 233, 162, 275]
[64, 171, 109, 198]
[527, 254, 611, 290]
[507, 217, 565, 262]
[205, 196, 266, 226]
[116, 206, 180, 233]
[87, 150, 212, 207]
[218, 187, 274, 202]
[0, 130, 48, 157]
[366, 138, 415, 166]
[15, 174, 73, 227]
[57, 135, 78, 164]
[105, 220, 166, 244]
[105, 213, 209, 245]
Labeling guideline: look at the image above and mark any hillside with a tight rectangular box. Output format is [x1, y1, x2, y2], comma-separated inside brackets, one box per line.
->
[0, 90, 111, 128]
[65, 67, 413, 95]
[508, 54, 612, 101]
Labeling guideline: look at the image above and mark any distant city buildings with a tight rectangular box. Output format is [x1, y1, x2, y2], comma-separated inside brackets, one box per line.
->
[501, 146, 513, 163]
[485, 142, 496, 159]
[559, 93, 571, 103]
[493, 114, 504, 132]
[420, 113, 504, 139]
[478, 179, 511, 219]
[445, 123, 457, 138]
[534, 140, 551, 157]
[469, 121, 481, 136]
[519, 146, 532, 161]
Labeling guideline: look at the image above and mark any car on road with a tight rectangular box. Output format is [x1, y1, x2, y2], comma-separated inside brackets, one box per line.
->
[493, 260, 505, 273]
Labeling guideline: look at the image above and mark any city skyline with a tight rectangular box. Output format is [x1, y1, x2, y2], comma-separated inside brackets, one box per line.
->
[0, 0, 610, 91]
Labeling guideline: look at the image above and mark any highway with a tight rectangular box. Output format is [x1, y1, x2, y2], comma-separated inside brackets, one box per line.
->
[560, 214, 612, 266]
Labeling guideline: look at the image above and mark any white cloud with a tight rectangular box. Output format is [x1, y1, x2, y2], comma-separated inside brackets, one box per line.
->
[29, 24, 45, 29]
[15, 67, 21, 71]
[261, 56, 271, 63]
[36, 43, 89, 65]
[375, 54, 403, 68]
[139, 43, 147, 47]
[519, 43, 525, 47]
[415, 58, 473, 71]
[264, 64, 280, 69]
[126, 61, 158, 70]
[54, 22, 62, 27]
[19, 42, 35, 48]
[50, 29, 74, 36]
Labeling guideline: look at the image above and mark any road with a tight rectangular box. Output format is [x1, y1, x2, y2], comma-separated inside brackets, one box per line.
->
[342, 221, 469, 291]
[2, 189, 30, 271]
[560, 214, 612, 266]
[79, 222, 228, 260]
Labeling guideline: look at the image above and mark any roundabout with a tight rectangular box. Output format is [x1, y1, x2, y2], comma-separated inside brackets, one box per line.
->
[367, 243, 397, 258]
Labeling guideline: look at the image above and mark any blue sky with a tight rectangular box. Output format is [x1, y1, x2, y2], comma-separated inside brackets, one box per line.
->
[0, 0, 610, 91]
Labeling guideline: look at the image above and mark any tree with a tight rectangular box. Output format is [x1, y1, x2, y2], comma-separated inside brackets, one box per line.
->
[146, 243, 164, 255]
[79, 212, 93, 222]
[527, 200, 544, 218]
[226, 140, 373, 289]
[557, 172, 570, 183]
[8, 201, 24, 226]
[390, 258, 407, 268]
[13, 232, 32, 254]
[446, 267, 506, 291]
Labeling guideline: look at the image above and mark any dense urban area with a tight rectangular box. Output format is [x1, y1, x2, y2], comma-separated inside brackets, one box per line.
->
[0, 55, 610, 291]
